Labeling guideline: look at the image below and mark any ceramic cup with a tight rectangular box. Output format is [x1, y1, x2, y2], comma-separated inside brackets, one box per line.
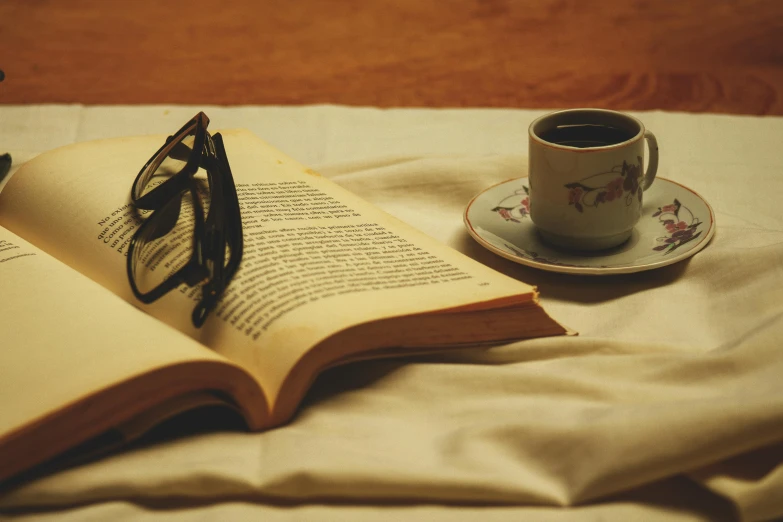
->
[528, 109, 659, 250]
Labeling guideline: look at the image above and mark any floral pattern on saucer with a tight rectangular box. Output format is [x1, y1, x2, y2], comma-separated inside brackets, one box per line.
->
[652, 199, 703, 254]
[464, 177, 715, 275]
[491, 185, 530, 222]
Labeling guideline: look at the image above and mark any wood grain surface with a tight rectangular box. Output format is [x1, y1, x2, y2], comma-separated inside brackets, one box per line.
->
[1, 0, 782, 114]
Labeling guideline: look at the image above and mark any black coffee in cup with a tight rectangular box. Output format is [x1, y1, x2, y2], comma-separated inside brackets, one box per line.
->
[538, 124, 636, 148]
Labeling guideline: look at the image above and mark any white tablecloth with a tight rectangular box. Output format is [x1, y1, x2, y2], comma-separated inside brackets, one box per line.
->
[1, 105, 782, 521]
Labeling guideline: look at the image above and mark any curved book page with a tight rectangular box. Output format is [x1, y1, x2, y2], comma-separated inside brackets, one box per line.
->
[0, 228, 267, 484]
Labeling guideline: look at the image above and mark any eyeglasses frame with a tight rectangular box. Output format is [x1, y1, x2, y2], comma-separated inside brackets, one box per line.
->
[126, 112, 243, 327]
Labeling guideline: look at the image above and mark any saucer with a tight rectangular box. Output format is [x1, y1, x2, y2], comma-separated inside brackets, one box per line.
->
[464, 177, 715, 275]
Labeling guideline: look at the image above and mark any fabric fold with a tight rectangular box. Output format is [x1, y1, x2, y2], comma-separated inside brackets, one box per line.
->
[1, 105, 782, 522]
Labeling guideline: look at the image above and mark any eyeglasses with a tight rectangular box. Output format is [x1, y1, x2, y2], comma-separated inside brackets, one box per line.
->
[127, 112, 243, 327]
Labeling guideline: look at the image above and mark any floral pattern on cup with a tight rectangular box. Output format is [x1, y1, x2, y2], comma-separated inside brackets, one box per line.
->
[491, 185, 530, 223]
[564, 157, 644, 213]
[652, 199, 702, 254]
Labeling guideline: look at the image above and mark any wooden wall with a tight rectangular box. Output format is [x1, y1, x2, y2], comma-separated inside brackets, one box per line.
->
[1, 0, 782, 114]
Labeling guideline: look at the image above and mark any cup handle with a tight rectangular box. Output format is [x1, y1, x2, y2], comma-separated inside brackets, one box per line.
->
[643, 130, 659, 190]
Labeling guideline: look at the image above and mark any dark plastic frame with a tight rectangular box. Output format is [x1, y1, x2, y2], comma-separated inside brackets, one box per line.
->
[127, 112, 243, 327]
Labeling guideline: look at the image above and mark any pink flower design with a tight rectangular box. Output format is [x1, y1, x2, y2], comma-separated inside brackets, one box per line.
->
[665, 221, 687, 233]
[491, 185, 531, 223]
[564, 158, 643, 213]
[521, 197, 530, 213]
[568, 187, 583, 205]
[653, 199, 703, 254]
[605, 177, 624, 201]
[567, 187, 584, 212]
[622, 162, 642, 193]
[492, 207, 521, 223]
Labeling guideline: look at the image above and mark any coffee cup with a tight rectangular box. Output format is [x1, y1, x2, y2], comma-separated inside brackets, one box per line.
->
[528, 109, 659, 250]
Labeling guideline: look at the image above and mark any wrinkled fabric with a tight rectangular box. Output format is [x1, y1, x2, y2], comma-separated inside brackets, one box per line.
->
[1, 105, 782, 521]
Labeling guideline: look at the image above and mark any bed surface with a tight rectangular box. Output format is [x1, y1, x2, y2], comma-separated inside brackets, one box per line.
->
[0, 105, 782, 521]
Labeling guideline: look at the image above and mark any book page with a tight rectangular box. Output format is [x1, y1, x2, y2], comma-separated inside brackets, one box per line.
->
[0, 129, 538, 416]
[0, 226, 267, 481]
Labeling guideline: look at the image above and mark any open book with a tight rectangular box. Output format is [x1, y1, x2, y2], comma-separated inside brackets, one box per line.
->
[0, 129, 568, 484]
